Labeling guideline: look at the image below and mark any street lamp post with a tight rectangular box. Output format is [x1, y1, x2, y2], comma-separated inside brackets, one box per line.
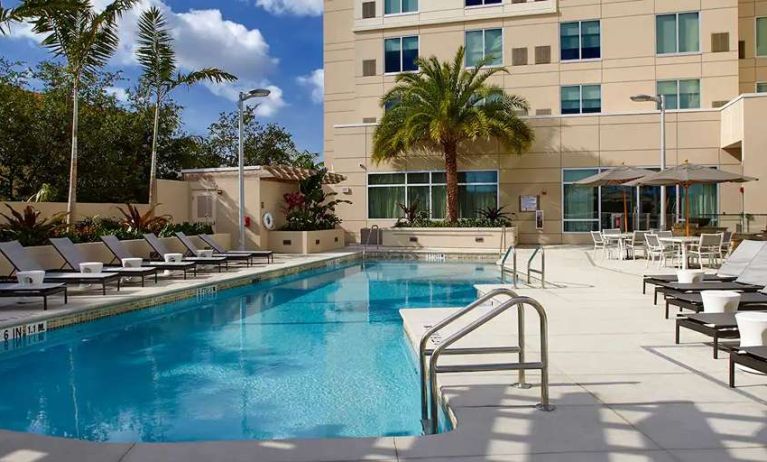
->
[631, 94, 667, 230]
[237, 89, 271, 250]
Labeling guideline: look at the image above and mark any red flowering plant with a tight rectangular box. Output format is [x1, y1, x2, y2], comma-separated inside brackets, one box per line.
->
[280, 169, 351, 231]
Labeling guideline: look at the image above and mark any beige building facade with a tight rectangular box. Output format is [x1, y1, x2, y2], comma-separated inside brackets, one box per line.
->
[324, 0, 767, 244]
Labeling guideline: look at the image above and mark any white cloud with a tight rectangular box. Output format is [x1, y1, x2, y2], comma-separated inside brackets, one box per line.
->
[297, 68, 323, 104]
[6, 0, 285, 116]
[105, 86, 129, 102]
[255, 0, 322, 16]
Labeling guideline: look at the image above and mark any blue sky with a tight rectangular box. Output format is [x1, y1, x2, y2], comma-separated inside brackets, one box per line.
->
[0, 0, 325, 154]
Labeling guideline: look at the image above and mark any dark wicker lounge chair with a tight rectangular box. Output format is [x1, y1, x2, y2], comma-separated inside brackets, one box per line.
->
[0, 240, 121, 295]
[675, 312, 759, 359]
[100, 235, 197, 279]
[199, 234, 273, 263]
[0, 283, 67, 311]
[49, 237, 158, 286]
[729, 346, 767, 387]
[175, 232, 252, 266]
[143, 233, 227, 272]
[664, 290, 767, 319]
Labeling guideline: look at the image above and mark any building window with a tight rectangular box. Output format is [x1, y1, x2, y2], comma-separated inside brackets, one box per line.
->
[656, 12, 699, 54]
[657, 79, 700, 109]
[757, 82, 767, 93]
[465, 0, 502, 7]
[560, 20, 600, 61]
[384, 36, 419, 74]
[368, 171, 498, 219]
[563, 169, 599, 232]
[561, 84, 601, 115]
[465, 29, 503, 67]
[757, 17, 767, 56]
[385, 0, 418, 15]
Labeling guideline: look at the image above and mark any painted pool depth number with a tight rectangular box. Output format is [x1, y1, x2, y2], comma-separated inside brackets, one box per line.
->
[2, 321, 47, 342]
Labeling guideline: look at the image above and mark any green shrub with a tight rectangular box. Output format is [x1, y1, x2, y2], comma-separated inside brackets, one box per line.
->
[158, 222, 214, 237]
[0, 205, 67, 246]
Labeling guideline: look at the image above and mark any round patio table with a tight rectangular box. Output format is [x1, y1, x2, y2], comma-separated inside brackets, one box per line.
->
[659, 236, 699, 270]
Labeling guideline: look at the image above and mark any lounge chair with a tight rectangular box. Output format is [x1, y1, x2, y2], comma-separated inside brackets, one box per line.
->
[174, 232, 252, 266]
[642, 240, 766, 294]
[0, 240, 121, 295]
[199, 234, 273, 263]
[100, 235, 197, 279]
[0, 283, 67, 311]
[49, 237, 158, 287]
[653, 243, 767, 306]
[143, 233, 228, 272]
[675, 311, 767, 358]
[729, 346, 767, 387]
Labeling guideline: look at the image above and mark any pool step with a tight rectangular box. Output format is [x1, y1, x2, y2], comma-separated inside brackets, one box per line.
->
[423, 345, 522, 355]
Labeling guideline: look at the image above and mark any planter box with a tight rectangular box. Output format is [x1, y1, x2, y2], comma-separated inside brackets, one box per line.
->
[381, 227, 516, 250]
[268, 229, 346, 254]
[0, 234, 231, 276]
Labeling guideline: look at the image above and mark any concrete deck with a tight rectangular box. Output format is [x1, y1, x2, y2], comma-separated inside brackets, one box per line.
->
[0, 247, 765, 461]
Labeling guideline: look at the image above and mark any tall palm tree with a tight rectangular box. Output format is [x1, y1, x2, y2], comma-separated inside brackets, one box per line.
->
[373, 47, 533, 223]
[27, 0, 139, 223]
[136, 6, 236, 210]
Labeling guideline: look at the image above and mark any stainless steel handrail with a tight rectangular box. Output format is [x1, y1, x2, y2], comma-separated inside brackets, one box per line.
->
[424, 294, 554, 434]
[362, 225, 380, 261]
[418, 288, 520, 427]
[499, 244, 518, 288]
[527, 245, 545, 288]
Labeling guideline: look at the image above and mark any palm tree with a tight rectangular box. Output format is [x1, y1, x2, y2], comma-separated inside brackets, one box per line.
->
[26, 0, 139, 224]
[373, 47, 533, 223]
[136, 6, 236, 210]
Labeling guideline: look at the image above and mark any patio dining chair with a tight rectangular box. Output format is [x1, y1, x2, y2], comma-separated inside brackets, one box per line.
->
[625, 230, 648, 260]
[721, 230, 734, 258]
[645, 234, 673, 268]
[691, 233, 724, 269]
[590, 231, 607, 259]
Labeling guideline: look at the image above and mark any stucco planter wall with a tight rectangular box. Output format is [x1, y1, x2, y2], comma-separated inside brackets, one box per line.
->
[381, 227, 516, 250]
[0, 234, 231, 276]
[268, 229, 346, 254]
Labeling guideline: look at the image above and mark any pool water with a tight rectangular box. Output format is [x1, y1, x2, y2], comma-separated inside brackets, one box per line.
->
[0, 261, 500, 442]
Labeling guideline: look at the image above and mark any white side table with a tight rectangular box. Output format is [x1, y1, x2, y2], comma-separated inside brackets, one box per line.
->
[17, 270, 45, 285]
[197, 249, 214, 258]
[79, 262, 104, 274]
[121, 257, 143, 282]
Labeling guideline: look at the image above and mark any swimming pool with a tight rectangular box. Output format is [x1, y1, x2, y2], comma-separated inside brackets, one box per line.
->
[0, 260, 500, 442]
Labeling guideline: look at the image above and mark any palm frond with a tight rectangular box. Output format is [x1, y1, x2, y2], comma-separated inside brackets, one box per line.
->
[136, 6, 175, 91]
[170, 68, 237, 90]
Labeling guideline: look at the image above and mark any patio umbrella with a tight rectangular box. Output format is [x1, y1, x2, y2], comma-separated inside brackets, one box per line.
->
[575, 166, 655, 232]
[625, 162, 757, 236]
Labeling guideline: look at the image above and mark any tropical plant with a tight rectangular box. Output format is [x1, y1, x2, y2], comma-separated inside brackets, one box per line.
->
[158, 221, 214, 237]
[116, 203, 170, 234]
[25, 0, 140, 224]
[476, 205, 514, 226]
[373, 47, 533, 223]
[396, 200, 429, 227]
[0, 204, 67, 246]
[27, 183, 56, 203]
[136, 6, 237, 211]
[280, 169, 351, 231]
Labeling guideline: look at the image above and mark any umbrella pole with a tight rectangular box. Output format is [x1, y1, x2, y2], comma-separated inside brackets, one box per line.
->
[685, 184, 691, 237]
[623, 190, 628, 232]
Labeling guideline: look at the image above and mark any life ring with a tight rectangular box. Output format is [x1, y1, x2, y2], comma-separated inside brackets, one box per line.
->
[262, 212, 275, 230]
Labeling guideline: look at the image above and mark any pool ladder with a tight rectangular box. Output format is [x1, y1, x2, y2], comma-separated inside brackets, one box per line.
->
[419, 288, 554, 435]
[499, 245, 546, 288]
[362, 225, 380, 262]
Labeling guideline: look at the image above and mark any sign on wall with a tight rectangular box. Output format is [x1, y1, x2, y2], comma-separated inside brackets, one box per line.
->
[519, 195, 539, 212]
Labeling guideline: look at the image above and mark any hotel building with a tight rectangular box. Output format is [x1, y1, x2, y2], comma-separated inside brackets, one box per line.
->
[323, 0, 767, 244]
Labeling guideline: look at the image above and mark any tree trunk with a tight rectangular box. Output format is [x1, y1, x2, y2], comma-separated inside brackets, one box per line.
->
[148, 93, 161, 213]
[444, 141, 459, 223]
[66, 79, 79, 225]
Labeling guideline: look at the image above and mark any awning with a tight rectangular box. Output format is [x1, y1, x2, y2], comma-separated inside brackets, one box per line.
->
[263, 165, 347, 185]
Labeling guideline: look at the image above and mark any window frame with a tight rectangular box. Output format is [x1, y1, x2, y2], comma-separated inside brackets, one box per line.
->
[560, 84, 602, 115]
[465, 0, 503, 9]
[366, 170, 500, 220]
[656, 78, 702, 110]
[383, 0, 419, 17]
[756, 81, 767, 93]
[383, 35, 420, 75]
[464, 28, 504, 68]
[561, 167, 719, 234]
[756, 16, 767, 57]
[559, 20, 601, 62]
[655, 11, 701, 56]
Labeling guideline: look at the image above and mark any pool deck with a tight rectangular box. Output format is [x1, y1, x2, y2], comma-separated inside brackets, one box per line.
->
[0, 247, 766, 461]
